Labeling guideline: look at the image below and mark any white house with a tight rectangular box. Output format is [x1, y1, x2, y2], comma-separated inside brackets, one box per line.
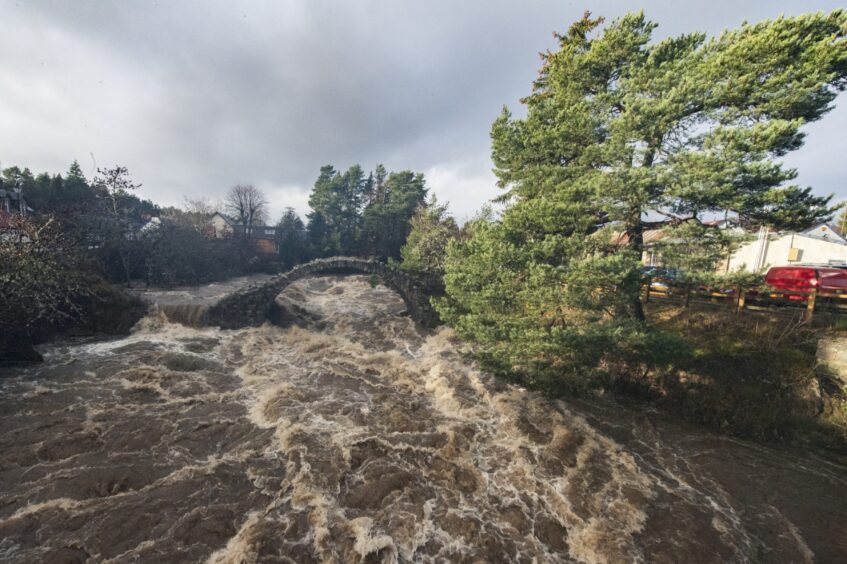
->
[209, 212, 236, 238]
[726, 223, 847, 272]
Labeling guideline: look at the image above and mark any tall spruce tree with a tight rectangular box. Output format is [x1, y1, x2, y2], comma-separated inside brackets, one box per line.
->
[437, 11, 847, 390]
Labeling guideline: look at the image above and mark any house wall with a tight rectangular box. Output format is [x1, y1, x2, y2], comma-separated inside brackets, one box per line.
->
[209, 215, 232, 238]
[728, 232, 847, 272]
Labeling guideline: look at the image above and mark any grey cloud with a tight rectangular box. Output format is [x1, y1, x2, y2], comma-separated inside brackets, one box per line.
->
[1, 0, 845, 221]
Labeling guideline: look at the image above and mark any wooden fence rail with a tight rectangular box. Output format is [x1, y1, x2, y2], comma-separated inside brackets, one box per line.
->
[642, 282, 847, 323]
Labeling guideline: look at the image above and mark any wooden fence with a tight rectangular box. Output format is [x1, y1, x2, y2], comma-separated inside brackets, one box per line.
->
[642, 282, 847, 323]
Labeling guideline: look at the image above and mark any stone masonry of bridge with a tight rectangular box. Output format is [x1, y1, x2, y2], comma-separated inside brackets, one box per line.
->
[205, 257, 444, 329]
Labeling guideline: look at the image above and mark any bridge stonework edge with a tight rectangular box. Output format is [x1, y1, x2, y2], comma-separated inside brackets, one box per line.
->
[206, 257, 443, 329]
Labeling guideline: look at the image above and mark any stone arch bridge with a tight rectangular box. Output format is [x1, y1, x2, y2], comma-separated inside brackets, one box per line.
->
[205, 257, 444, 329]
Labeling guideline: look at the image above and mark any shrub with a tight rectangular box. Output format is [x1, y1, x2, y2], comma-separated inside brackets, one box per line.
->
[141, 223, 247, 286]
[399, 196, 459, 277]
[0, 215, 91, 362]
[637, 309, 824, 440]
[0, 215, 89, 338]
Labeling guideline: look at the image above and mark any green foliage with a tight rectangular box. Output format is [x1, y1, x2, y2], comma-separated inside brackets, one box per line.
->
[648, 222, 755, 284]
[437, 217, 687, 392]
[441, 10, 847, 391]
[307, 165, 369, 256]
[276, 206, 308, 267]
[642, 310, 823, 440]
[305, 163, 428, 259]
[3, 160, 158, 218]
[0, 216, 90, 338]
[360, 169, 428, 260]
[398, 195, 459, 276]
[141, 222, 245, 286]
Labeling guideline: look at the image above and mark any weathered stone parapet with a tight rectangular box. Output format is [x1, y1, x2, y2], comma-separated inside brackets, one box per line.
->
[205, 257, 443, 329]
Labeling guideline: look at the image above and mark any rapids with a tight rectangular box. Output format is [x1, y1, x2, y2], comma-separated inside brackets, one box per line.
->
[0, 275, 845, 563]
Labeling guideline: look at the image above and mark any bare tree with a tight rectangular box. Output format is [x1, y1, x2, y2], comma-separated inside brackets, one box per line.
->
[93, 166, 142, 285]
[94, 166, 142, 217]
[180, 196, 216, 234]
[225, 183, 268, 237]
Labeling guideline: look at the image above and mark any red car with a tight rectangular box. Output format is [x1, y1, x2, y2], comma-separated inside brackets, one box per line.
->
[764, 266, 847, 297]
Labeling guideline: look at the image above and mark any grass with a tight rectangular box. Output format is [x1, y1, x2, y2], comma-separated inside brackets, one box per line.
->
[623, 302, 847, 448]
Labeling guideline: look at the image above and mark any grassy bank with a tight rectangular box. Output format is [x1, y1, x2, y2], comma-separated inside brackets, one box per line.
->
[619, 304, 847, 448]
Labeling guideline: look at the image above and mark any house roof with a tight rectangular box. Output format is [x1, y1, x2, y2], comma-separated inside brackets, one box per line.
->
[211, 211, 238, 225]
[800, 222, 847, 244]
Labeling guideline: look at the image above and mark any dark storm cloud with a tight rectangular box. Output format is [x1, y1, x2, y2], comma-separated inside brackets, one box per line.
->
[1, 0, 845, 220]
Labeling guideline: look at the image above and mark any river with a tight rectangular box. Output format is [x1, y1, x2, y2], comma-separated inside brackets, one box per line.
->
[1, 275, 845, 563]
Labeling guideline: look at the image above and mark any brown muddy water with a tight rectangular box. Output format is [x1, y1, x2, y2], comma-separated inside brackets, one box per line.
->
[1, 275, 845, 563]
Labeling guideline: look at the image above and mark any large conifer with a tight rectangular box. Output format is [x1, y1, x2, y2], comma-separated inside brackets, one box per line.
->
[438, 11, 847, 389]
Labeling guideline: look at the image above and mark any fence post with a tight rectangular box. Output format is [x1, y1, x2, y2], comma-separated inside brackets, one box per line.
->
[684, 285, 692, 308]
[735, 285, 746, 314]
[805, 286, 817, 323]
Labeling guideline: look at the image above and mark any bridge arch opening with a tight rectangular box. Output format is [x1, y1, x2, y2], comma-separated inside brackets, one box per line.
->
[206, 257, 442, 329]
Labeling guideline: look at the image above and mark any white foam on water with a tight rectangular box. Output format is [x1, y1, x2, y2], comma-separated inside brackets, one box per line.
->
[1, 274, 842, 563]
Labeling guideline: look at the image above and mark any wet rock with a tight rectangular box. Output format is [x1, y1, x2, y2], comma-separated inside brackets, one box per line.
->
[269, 292, 324, 329]
[0, 338, 43, 367]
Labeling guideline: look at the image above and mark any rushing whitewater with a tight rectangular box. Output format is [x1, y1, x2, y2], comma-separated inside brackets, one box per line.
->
[1, 275, 845, 563]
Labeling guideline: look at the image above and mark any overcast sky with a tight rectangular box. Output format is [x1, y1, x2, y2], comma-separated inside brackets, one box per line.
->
[1, 1, 845, 222]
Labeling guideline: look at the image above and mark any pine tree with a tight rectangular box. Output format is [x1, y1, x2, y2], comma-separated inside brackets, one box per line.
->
[438, 10, 847, 391]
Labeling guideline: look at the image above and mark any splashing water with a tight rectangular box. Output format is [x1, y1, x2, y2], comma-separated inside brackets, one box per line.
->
[1, 275, 845, 563]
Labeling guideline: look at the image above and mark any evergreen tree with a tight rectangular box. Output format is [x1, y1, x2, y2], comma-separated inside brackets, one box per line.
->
[399, 195, 459, 276]
[306, 164, 368, 255]
[29, 172, 53, 210]
[306, 210, 331, 256]
[438, 11, 847, 391]
[374, 164, 388, 204]
[360, 169, 427, 259]
[60, 160, 96, 210]
[276, 207, 308, 267]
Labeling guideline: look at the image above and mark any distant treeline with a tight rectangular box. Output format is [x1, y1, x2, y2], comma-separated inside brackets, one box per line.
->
[0, 159, 460, 284]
